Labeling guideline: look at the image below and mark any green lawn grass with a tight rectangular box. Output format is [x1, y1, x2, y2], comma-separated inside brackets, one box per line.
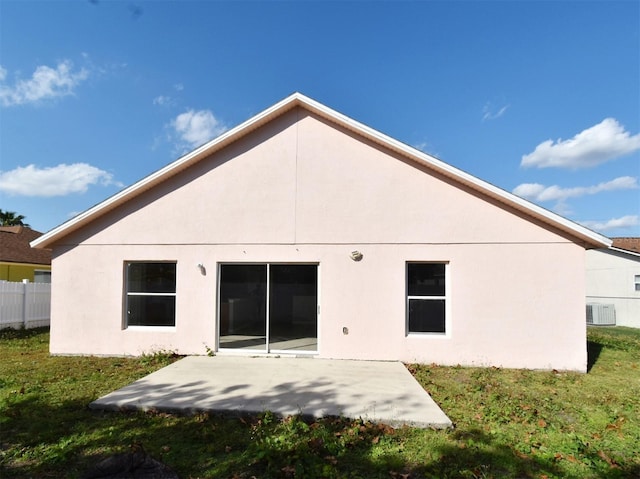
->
[1, 326, 638, 478]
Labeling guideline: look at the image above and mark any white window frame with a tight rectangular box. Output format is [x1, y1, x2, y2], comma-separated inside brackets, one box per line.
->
[124, 261, 177, 329]
[635, 274, 640, 292]
[406, 262, 450, 336]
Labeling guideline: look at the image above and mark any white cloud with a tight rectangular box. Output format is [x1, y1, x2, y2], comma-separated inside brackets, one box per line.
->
[521, 118, 640, 169]
[171, 109, 227, 149]
[482, 102, 509, 121]
[513, 176, 638, 202]
[153, 95, 173, 106]
[0, 61, 89, 106]
[512, 183, 546, 199]
[580, 215, 639, 232]
[0, 163, 122, 197]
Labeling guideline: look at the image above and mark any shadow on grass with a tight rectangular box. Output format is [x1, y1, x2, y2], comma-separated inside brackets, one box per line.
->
[421, 428, 566, 478]
[2, 327, 636, 478]
[587, 340, 604, 372]
[0, 326, 47, 340]
[2, 388, 631, 478]
[425, 427, 639, 479]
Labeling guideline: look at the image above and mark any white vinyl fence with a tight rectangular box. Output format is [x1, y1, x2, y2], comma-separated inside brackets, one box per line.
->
[0, 280, 51, 330]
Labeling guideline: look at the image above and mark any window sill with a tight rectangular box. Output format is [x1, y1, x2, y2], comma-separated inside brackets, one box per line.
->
[407, 332, 450, 338]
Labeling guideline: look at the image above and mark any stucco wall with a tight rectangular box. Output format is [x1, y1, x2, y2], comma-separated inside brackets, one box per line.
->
[49, 107, 588, 370]
[586, 249, 640, 328]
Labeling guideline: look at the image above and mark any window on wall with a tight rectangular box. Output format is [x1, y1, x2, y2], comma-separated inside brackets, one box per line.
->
[125, 262, 176, 327]
[34, 270, 51, 283]
[407, 262, 447, 334]
[635, 275, 640, 292]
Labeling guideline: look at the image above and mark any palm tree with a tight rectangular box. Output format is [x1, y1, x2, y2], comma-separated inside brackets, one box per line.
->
[0, 209, 29, 227]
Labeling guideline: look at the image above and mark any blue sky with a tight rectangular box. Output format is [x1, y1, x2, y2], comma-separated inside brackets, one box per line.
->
[1, 0, 639, 237]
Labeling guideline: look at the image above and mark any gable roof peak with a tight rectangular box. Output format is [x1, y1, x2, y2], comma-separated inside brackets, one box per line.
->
[31, 93, 611, 250]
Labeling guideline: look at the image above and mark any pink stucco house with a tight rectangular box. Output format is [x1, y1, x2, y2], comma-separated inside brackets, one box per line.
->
[32, 93, 610, 371]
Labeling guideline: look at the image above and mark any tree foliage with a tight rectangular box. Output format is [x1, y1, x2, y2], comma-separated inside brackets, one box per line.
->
[0, 209, 29, 227]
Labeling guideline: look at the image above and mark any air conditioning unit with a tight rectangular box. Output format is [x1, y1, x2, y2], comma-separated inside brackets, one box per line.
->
[586, 303, 616, 326]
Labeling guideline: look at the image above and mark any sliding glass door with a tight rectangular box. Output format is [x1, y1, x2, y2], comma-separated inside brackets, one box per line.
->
[219, 265, 267, 349]
[219, 264, 318, 353]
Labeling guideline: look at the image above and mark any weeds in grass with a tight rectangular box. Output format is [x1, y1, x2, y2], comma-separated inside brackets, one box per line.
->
[1, 326, 639, 478]
[139, 348, 181, 367]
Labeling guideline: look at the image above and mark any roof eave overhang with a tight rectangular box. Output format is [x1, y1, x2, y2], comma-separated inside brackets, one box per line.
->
[607, 246, 640, 258]
[31, 92, 612, 250]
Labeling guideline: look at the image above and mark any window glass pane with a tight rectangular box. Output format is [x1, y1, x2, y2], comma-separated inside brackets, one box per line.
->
[219, 265, 267, 342]
[269, 265, 318, 344]
[127, 295, 175, 327]
[408, 263, 445, 296]
[408, 299, 445, 333]
[127, 263, 176, 293]
[34, 271, 51, 283]
[635, 275, 640, 291]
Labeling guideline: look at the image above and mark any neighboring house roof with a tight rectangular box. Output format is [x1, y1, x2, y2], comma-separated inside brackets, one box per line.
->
[0, 226, 52, 265]
[31, 92, 611, 250]
[611, 237, 640, 254]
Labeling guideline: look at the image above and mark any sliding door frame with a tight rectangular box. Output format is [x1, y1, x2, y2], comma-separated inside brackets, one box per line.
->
[217, 262, 319, 354]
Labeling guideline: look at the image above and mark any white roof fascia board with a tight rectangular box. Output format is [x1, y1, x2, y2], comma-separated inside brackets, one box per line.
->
[295, 94, 611, 249]
[32, 92, 611, 249]
[31, 94, 301, 249]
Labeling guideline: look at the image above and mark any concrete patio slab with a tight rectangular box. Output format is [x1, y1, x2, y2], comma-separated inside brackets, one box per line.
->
[90, 356, 452, 429]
